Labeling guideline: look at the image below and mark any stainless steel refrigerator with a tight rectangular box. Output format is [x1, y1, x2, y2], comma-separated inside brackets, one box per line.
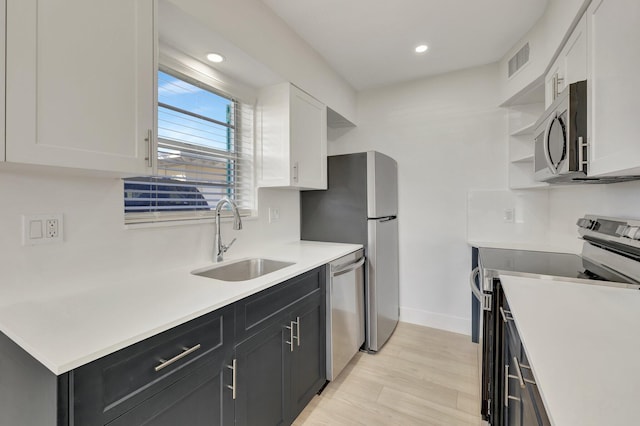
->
[301, 151, 399, 352]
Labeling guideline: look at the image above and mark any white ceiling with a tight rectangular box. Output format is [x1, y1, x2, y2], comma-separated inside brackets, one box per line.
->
[262, 0, 549, 90]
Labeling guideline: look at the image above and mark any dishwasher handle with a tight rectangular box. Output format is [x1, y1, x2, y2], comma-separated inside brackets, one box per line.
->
[332, 257, 366, 277]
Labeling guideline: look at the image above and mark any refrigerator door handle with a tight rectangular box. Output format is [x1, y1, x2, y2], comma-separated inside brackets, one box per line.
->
[377, 216, 397, 222]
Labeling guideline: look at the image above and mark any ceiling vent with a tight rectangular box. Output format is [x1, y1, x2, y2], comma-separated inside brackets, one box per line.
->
[508, 43, 530, 77]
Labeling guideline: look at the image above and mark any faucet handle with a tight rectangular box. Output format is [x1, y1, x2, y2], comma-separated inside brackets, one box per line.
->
[223, 238, 237, 253]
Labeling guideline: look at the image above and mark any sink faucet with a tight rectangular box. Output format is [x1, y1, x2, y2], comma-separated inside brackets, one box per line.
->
[214, 197, 243, 262]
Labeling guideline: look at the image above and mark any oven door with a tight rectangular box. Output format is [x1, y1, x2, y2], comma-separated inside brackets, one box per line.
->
[470, 267, 493, 422]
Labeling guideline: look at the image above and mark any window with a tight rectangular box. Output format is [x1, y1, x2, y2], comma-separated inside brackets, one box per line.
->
[124, 68, 254, 224]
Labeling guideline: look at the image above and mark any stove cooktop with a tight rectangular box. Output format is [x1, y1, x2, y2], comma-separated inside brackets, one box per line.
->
[478, 247, 635, 284]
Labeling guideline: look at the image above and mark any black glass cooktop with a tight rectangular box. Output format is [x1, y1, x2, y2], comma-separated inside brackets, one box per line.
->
[479, 248, 634, 284]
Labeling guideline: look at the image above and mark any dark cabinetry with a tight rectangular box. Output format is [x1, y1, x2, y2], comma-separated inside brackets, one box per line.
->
[0, 265, 328, 426]
[234, 267, 326, 426]
[497, 288, 550, 426]
[73, 304, 235, 425]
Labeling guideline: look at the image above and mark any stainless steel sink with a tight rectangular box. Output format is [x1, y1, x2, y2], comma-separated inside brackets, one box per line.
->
[192, 258, 295, 282]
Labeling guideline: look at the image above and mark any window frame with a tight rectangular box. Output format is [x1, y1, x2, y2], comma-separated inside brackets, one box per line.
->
[124, 50, 257, 225]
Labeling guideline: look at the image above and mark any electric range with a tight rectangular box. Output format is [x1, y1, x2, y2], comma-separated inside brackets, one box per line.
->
[471, 215, 640, 424]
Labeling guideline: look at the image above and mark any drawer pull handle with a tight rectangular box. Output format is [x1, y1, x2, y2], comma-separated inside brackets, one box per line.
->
[294, 316, 301, 346]
[155, 344, 201, 372]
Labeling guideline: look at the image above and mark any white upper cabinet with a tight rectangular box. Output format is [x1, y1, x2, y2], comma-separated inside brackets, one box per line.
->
[5, 0, 155, 175]
[544, 13, 587, 108]
[257, 83, 327, 190]
[587, 0, 640, 176]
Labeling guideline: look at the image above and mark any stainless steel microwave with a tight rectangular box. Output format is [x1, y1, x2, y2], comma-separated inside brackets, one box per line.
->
[534, 80, 588, 183]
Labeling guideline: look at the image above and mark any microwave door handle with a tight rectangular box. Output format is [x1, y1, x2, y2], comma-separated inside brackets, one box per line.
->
[543, 113, 558, 174]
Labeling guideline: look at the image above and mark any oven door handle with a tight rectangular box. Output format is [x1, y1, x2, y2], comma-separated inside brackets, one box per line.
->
[469, 267, 483, 301]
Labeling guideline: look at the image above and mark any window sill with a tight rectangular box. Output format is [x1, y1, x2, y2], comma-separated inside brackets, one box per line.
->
[124, 212, 258, 230]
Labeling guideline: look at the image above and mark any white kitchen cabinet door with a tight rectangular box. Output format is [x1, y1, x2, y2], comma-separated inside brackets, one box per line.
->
[257, 83, 327, 190]
[289, 86, 327, 189]
[6, 0, 155, 175]
[544, 14, 587, 109]
[587, 0, 640, 176]
[563, 14, 587, 89]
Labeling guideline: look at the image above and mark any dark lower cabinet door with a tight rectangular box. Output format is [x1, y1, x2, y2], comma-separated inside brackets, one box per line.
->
[503, 308, 522, 426]
[107, 357, 234, 426]
[234, 320, 291, 426]
[290, 297, 326, 421]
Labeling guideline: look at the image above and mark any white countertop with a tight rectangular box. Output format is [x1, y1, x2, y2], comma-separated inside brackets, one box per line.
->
[0, 240, 361, 375]
[468, 240, 580, 254]
[500, 275, 640, 426]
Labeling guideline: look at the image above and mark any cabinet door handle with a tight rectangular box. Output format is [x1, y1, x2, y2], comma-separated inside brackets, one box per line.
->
[154, 344, 201, 372]
[512, 356, 526, 388]
[285, 321, 295, 352]
[505, 365, 521, 407]
[499, 307, 514, 322]
[145, 129, 153, 168]
[293, 161, 299, 183]
[578, 136, 588, 172]
[226, 359, 237, 400]
[294, 316, 301, 347]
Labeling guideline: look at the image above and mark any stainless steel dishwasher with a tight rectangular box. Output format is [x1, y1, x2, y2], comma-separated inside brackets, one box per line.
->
[327, 249, 365, 381]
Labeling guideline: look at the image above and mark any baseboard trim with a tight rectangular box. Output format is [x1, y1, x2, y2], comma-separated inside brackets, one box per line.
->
[399, 307, 471, 336]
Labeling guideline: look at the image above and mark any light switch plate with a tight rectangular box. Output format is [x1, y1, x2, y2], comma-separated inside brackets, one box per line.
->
[23, 214, 64, 245]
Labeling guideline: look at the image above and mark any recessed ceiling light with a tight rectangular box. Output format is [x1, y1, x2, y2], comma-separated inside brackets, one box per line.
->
[415, 44, 429, 54]
[206, 53, 225, 63]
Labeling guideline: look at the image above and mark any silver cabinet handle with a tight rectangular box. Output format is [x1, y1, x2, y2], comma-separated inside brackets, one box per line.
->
[155, 344, 201, 372]
[515, 358, 536, 385]
[285, 321, 295, 352]
[145, 129, 153, 168]
[293, 161, 299, 183]
[294, 316, 300, 347]
[512, 356, 526, 388]
[500, 307, 514, 322]
[505, 364, 521, 407]
[226, 359, 237, 400]
[578, 136, 588, 172]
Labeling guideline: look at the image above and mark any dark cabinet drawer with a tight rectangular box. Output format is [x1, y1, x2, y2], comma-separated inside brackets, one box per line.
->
[235, 267, 324, 342]
[73, 305, 234, 425]
[106, 356, 234, 426]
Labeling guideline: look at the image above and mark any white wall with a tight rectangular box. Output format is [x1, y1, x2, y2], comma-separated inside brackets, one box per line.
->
[467, 189, 549, 244]
[547, 181, 640, 250]
[166, 0, 357, 123]
[329, 64, 508, 335]
[0, 168, 299, 292]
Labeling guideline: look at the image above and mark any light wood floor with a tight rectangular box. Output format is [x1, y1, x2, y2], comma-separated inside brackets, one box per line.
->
[293, 322, 483, 426]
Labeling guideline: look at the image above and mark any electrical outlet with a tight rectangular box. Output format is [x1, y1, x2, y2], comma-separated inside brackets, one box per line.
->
[46, 219, 59, 238]
[503, 208, 515, 223]
[23, 214, 63, 245]
[268, 207, 280, 223]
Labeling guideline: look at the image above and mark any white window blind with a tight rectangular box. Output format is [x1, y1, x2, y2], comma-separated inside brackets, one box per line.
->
[124, 69, 255, 224]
